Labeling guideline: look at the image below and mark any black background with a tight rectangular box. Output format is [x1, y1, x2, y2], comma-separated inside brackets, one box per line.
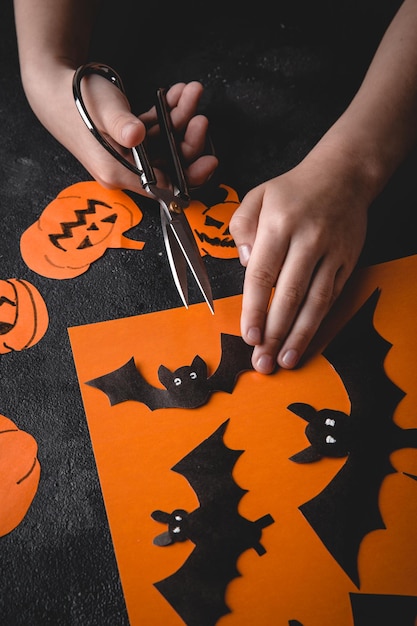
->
[1, 1, 416, 623]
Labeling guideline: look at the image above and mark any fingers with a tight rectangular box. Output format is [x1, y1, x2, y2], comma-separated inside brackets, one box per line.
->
[229, 186, 265, 266]
[166, 81, 204, 133]
[83, 74, 146, 148]
[77, 73, 147, 192]
[230, 179, 357, 375]
[250, 252, 341, 374]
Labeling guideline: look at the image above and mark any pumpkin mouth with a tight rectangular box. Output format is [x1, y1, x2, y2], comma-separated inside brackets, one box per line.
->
[195, 231, 236, 248]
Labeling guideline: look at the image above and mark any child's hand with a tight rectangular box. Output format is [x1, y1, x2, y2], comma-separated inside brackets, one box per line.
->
[24, 66, 217, 195]
[229, 144, 369, 373]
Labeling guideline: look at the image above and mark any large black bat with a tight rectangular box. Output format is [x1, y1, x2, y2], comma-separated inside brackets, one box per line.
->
[288, 594, 417, 626]
[86, 333, 254, 410]
[288, 289, 417, 587]
[151, 419, 274, 626]
[349, 593, 417, 625]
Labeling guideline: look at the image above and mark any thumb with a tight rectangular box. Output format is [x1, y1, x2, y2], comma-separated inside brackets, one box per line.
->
[84, 74, 146, 148]
[229, 186, 264, 266]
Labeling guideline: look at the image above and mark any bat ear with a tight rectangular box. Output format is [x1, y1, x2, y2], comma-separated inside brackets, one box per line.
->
[287, 402, 318, 423]
[151, 510, 175, 546]
[151, 509, 171, 523]
[158, 364, 173, 388]
[153, 531, 174, 546]
[191, 355, 207, 375]
[289, 445, 322, 464]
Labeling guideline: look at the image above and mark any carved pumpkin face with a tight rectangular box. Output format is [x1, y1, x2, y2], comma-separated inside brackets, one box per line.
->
[20, 181, 145, 279]
[0, 413, 40, 537]
[0, 278, 48, 354]
[187, 184, 239, 259]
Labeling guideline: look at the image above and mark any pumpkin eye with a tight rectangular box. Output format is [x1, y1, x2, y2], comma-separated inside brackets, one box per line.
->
[189, 372, 197, 380]
[174, 377, 182, 386]
[204, 215, 224, 230]
[101, 213, 118, 224]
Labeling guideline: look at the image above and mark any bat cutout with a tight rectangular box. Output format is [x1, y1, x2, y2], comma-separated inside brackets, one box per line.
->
[349, 593, 417, 625]
[151, 419, 274, 626]
[86, 333, 254, 410]
[288, 289, 417, 587]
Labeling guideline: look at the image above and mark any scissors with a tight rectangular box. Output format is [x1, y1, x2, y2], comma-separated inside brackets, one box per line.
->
[72, 62, 214, 314]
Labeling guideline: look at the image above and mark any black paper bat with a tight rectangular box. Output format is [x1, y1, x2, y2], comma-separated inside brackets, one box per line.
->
[349, 593, 417, 625]
[86, 333, 254, 410]
[288, 289, 417, 587]
[287, 594, 417, 626]
[151, 419, 274, 626]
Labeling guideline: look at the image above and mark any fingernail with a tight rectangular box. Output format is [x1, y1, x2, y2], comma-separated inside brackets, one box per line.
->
[247, 327, 261, 344]
[281, 349, 298, 368]
[238, 244, 251, 266]
[256, 354, 274, 374]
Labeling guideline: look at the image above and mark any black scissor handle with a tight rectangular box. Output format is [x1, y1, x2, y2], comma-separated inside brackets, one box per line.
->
[72, 62, 155, 186]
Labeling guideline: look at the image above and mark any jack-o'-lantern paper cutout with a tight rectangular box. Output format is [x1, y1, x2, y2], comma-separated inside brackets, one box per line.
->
[186, 184, 239, 259]
[86, 333, 254, 410]
[152, 419, 274, 626]
[69, 254, 417, 626]
[20, 182, 145, 279]
[0, 413, 40, 536]
[0, 278, 48, 354]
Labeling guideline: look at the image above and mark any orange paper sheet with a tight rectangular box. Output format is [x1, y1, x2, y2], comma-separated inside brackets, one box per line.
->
[69, 255, 417, 626]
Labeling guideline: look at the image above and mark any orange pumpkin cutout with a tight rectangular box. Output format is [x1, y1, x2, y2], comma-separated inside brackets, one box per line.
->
[69, 255, 417, 626]
[0, 278, 48, 354]
[20, 181, 145, 279]
[186, 184, 239, 259]
[0, 413, 40, 537]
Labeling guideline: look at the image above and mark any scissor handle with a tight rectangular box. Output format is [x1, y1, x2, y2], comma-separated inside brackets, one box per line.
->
[155, 88, 190, 204]
[72, 62, 156, 187]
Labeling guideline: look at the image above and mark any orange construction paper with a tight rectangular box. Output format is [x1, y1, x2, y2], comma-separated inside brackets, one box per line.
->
[20, 181, 145, 279]
[0, 413, 41, 536]
[68, 254, 417, 626]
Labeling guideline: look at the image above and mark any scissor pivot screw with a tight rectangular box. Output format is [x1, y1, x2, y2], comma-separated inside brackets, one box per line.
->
[169, 201, 182, 214]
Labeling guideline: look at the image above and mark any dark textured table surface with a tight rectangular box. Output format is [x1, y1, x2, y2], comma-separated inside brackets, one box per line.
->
[1, 1, 417, 624]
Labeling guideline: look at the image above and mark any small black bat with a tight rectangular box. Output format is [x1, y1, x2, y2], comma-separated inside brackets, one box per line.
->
[288, 289, 417, 587]
[152, 419, 274, 626]
[86, 332, 254, 410]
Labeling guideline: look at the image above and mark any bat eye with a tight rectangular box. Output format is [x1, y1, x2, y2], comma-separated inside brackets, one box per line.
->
[189, 371, 197, 380]
[326, 435, 336, 444]
[173, 377, 182, 386]
[325, 418, 336, 427]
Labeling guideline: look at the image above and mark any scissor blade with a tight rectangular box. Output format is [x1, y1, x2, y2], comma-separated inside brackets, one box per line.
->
[160, 206, 189, 309]
[168, 210, 214, 314]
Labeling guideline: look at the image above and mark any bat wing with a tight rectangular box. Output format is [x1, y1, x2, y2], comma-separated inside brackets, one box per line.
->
[208, 333, 254, 394]
[323, 289, 405, 423]
[85, 357, 171, 410]
[297, 289, 406, 587]
[154, 420, 274, 625]
[349, 593, 417, 625]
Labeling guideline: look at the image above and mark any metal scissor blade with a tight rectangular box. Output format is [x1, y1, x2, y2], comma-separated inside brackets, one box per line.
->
[161, 206, 189, 309]
[170, 211, 214, 314]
